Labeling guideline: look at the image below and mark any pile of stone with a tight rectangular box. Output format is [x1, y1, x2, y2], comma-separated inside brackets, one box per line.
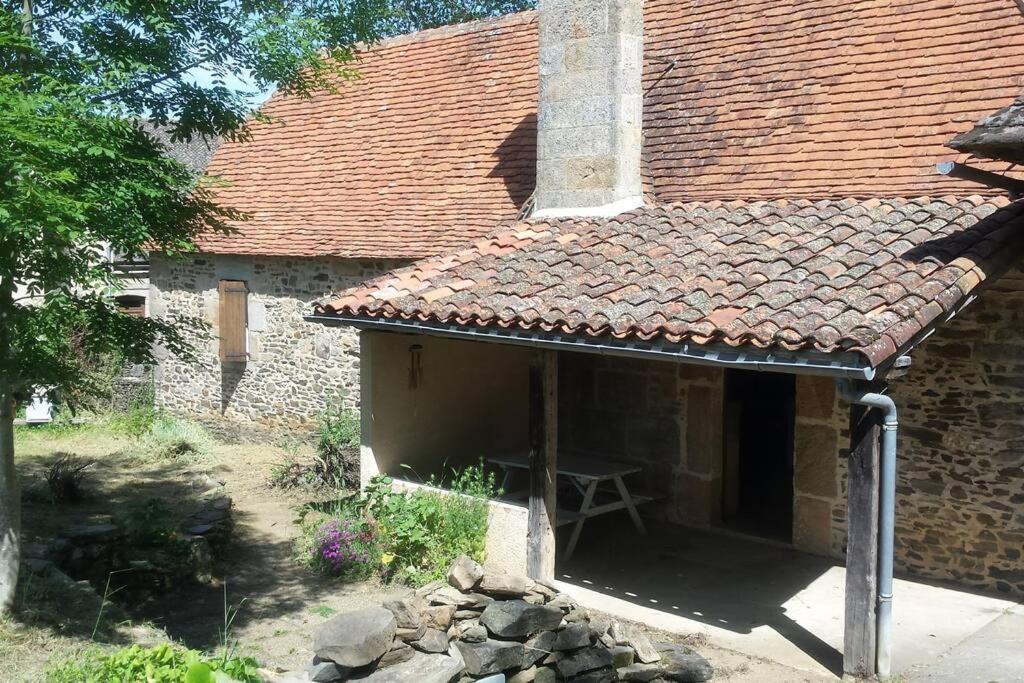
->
[284, 556, 713, 682]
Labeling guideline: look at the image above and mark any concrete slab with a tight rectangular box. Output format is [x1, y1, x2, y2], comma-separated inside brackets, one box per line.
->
[554, 519, 1018, 679]
[904, 606, 1024, 683]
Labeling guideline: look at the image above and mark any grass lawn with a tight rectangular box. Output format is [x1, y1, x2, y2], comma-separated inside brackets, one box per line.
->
[1, 415, 399, 682]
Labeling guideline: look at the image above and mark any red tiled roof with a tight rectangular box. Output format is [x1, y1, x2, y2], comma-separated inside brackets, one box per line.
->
[199, 12, 539, 258]
[319, 197, 1024, 367]
[200, 0, 1024, 258]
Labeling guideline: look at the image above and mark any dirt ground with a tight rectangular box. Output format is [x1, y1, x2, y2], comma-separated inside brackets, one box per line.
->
[2, 420, 832, 682]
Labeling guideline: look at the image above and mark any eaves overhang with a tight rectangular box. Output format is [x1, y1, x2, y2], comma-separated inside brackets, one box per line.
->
[305, 313, 878, 380]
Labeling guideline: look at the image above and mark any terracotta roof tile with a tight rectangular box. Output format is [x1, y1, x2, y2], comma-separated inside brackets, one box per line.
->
[319, 197, 1024, 367]
[198, 1, 1024, 258]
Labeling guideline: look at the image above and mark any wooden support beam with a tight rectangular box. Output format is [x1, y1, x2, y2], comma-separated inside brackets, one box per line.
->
[843, 389, 882, 678]
[527, 349, 558, 581]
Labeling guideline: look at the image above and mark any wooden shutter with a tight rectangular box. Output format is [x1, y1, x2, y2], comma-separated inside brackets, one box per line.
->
[218, 280, 248, 362]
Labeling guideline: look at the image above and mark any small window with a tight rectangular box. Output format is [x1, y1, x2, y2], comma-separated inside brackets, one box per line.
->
[115, 294, 146, 317]
[218, 279, 248, 362]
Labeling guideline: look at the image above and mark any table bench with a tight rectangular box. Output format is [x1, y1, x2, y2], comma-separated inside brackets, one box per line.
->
[487, 453, 654, 560]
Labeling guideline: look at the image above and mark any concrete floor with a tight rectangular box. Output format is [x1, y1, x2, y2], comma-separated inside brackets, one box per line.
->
[553, 518, 1022, 680]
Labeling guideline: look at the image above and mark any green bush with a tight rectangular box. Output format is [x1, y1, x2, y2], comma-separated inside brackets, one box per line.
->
[46, 643, 261, 683]
[106, 404, 158, 438]
[314, 395, 360, 490]
[141, 414, 212, 460]
[297, 461, 499, 586]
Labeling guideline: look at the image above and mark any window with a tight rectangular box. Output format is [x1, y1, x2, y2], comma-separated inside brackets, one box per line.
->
[218, 279, 249, 362]
[115, 294, 146, 317]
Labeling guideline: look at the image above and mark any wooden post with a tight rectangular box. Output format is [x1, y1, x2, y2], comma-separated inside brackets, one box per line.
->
[527, 349, 558, 581]
[843, 388, 881, 678]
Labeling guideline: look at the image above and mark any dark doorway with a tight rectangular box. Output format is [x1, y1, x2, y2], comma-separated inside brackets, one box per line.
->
[722, 370, 795, 542]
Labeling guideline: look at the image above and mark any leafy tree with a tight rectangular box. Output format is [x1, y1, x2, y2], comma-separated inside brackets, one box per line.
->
[0, 0, 533, 614]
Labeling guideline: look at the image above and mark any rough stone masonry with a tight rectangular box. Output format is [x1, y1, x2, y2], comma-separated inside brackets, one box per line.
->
[150, 253, 405, 426]
[264, 555, 714, 682]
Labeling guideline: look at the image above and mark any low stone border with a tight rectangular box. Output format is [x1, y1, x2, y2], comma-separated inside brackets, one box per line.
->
[267, 556, 714, 682]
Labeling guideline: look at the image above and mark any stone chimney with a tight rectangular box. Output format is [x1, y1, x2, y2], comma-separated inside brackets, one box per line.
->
[533, 0, 643, 218]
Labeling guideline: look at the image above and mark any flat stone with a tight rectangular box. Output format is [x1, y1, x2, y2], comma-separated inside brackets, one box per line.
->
[307, 661, 347, 682]
[395, 622, 427, 642]
[555, 646, 614, 678]
[618, 662, 663, 682]
[610, 645, 636, 668]
[589, 614, 612, 638]
[565, 606, 589, 623]
[553, 623, 591, 651]
[416, 579, 446, 597]
[356, 650, 463, 683]
[522, 630, 557, 669]
[458, 621, 487, 643]
[453, 608, 484, 620]
[480, 600, 563, 638]
[659, 645, 713, 682]
[624, 626, 660, 664]
[188, 523, 214, 535]
[477, 571, 529, 597]
[377, 639, 414, 668]
[454, 639, 525, 676]
[548, 593, 577, 612]
[313, 607, 396, 668]
[412, 627, 450, 654]
[383, 598, 424, 629]
[530, 581, 559, 601]
[423, 604, 457, 630]
[447, 555, 484, 591]
[429, 586, 493, 609]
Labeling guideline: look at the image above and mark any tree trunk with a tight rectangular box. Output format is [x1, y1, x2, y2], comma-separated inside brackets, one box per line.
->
[0, 381, 19, 614]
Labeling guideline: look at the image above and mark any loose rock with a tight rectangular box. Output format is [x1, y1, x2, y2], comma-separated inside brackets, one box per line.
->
[555, 646, 615, 678]
[412, 627, 450, 654]
[618, 662, 664, 682]
[308, 661, 347, 682]
[356, 651, 464, 683]
[423, 604, 457, 630]
[623, 625, 660, 664]
[478, 571, 529, 597]
[383, 598, 424, 630]
[553, 623, 591, 651]
[659, 644, 714, 682]
[447, 555, 484, 591]
[480, 600, 563, 638]
[522, 630, 557, 669]
[313, 607, 396, 668]
[430, 586, 493, 609]
[377, 639, 414, 668]
[455, 639, 526, 676]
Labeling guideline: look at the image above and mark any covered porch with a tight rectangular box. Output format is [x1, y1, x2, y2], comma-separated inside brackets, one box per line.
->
[556, 515, 1020, 679]
[351, 328, 927, 679]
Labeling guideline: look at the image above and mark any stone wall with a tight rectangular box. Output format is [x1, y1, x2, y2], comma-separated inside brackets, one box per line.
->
[886, 268, 1024, 596]
[149, 253, 405, 427]
[790, 267, 1024, 597]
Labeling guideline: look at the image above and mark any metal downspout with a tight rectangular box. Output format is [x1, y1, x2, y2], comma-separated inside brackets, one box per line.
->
[840, 382, 898, 679]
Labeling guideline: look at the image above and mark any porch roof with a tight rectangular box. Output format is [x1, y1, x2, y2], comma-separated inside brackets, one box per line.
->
[316, 196, 1024, 369]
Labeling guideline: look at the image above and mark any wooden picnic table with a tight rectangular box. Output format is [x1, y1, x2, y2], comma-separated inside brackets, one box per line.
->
[488, 453, 653, 560]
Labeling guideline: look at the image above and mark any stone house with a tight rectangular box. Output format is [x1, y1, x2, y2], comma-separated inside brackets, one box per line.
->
[153, 0, 1024, 677]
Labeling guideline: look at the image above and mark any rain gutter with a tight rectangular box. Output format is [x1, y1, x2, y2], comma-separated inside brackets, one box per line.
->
[839, 380, 898, 680]
[305, 313, 877, 380]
